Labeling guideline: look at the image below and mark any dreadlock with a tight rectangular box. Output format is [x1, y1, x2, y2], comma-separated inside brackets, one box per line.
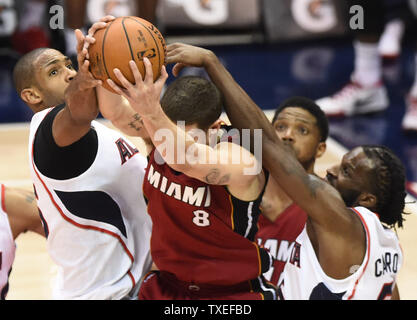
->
[362, 145, 407, 229]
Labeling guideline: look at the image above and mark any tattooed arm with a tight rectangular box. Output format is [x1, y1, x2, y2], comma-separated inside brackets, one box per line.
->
[166, 43, 355, 233]
[96, 85, 152, 142]
[106, 59, 264, 197]
[3, 186, 45, 238]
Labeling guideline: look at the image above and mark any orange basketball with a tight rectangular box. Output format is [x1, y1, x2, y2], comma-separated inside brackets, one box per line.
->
[88, 16, 166, 93]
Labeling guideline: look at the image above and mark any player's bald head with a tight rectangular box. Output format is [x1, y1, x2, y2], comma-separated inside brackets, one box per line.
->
[13, 48, 60, 94]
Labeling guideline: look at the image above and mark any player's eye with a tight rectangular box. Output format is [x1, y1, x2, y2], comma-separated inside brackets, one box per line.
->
[299, 127, 308, 135]
[275, 124, 286, 131]
[341, 166, 349, 177]
[49, 69, 58, 76]
[66, 64, 74, 70]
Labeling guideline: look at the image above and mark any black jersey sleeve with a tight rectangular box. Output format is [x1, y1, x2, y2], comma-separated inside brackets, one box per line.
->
[33, 104, 98, 180]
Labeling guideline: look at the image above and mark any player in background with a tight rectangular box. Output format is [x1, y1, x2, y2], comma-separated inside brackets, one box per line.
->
[0, 184, 44, 299]
[103, 58, 275, 299]
[165, 42, 406, 300]
[12, 17, 152, 299]
[256, 96, 328, 285]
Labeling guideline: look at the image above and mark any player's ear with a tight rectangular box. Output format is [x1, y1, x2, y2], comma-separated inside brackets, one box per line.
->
[315, 141, 327, 159]
[357, 192, 377, 210]
[21, 88, 42, 105]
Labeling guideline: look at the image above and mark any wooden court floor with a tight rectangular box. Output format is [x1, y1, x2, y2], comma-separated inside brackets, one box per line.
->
[1, 116, 416, 300]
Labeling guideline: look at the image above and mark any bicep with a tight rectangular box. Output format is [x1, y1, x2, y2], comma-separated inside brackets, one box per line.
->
[4, 187, 43, 238]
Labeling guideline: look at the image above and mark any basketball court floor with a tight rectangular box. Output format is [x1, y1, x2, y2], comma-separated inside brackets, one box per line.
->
[1, 37, 416, 299]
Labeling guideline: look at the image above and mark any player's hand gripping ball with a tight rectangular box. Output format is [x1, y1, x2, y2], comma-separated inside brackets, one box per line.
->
[88, 16, 166, 93]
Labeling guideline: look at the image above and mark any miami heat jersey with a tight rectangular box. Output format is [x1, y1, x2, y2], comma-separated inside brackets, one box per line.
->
[277, 206, 403, 300]
[28, 107, 153, 299]
[143, 148, 273, 286]
[0, 184, 15, 300]
[256, 203, 307, 285]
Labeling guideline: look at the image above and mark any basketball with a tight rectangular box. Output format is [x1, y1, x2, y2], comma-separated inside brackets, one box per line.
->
[88, 16, 166, 93]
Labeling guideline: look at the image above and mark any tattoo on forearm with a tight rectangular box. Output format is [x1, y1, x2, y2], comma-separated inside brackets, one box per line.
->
[218, 173, 230, 185]
[204, 169, 230, 185]
[16, 189, 36, 203]
[128, 113, 144, 131]
[205, 169, 221, 184]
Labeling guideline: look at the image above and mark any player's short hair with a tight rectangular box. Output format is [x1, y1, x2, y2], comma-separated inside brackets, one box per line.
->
[161, 76, 223, 130]
[272, 96, 329, 142]
[13, 47, 49, 94]
[362, 145, 407, 229]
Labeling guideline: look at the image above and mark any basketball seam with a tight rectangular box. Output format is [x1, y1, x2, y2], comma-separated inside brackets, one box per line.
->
[127, 16, 162, 78]
[102, 19, 116, 81]
[121, 17, 136, 62]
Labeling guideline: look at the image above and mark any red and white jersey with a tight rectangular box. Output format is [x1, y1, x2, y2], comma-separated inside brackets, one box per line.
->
[143, 148, 273, 286]
[256, 203, 307, 285]
[28, 108, 152, 299]
[277, 206, 403, 300]
[0, 184, 15, 299]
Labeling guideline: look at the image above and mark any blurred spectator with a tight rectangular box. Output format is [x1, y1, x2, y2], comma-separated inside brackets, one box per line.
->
[315, 0, 417, 132]
[11, 0, 50, 54]
[63, 0, 159, 59]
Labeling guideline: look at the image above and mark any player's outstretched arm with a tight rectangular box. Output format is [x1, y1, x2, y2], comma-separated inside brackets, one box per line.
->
[166, 42, 277, 150]
[81, 16, 151, 141]
[106, 58, 262, 189]
[3, 186, 44, 239]
[52, 29, 102, 147]
[166, 43, 357, 234]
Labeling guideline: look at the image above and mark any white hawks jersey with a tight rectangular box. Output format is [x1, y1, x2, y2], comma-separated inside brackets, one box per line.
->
[0, 184, 15, 299]
[28, 108, 152, 300]
[277, 206, 402, 300]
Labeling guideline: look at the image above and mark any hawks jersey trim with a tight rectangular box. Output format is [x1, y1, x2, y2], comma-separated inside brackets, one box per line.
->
[30, 142, 136, 287]
[347, 207, 371, 300]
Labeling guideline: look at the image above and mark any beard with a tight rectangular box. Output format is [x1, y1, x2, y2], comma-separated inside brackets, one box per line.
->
[340, 188, 361, 207]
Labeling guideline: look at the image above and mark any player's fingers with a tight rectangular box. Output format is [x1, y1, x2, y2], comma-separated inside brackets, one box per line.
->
[155, 65, 168, 91]
[107, 79, 128, 96]
[75, 29, 85, 54]
[80, 59, 90, 73]
[113, 68, 134, 89]
[100, 15, 116, 23]
[85, 35, 96, 45]
[166, 43, 183, 52]
[129, 60, 142, 84]
[83, 35, 95, 57]
[143, 57, 154, 85]
[172, 63, 186, 77]
[165, 47, 183, 59]
[88, 21, 107, 37]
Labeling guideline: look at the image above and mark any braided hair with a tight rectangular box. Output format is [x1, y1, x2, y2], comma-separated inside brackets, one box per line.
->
[362, 145, 407, 229]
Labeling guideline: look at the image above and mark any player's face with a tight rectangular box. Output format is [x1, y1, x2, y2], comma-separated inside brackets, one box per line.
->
[33, 49, 77, 107]
[273, 107, 323, 170]
[325, 147, 375, 207]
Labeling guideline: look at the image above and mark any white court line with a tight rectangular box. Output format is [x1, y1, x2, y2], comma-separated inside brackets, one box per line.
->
[1, 179, 33, 187]
[0, 121, 30, 131]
